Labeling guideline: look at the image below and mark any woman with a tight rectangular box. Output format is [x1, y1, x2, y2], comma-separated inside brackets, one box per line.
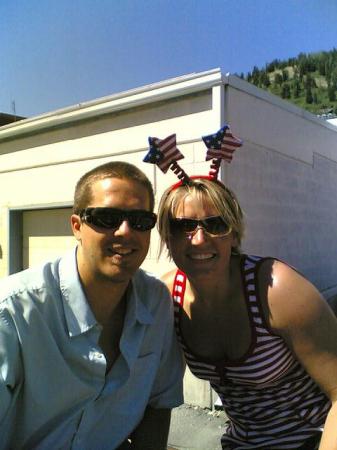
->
[157, 176, 337, 450]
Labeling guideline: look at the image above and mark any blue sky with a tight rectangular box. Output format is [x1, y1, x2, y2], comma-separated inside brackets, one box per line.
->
[1, 0, 337, 117]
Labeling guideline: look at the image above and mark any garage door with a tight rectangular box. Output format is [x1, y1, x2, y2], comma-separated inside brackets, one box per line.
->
[23, 208, 77, 269]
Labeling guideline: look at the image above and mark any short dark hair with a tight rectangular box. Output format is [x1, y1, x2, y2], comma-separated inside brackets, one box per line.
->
[73, 161, 155, 214]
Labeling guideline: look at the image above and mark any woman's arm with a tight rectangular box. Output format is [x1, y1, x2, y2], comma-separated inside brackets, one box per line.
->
[260, 260, 337, 450]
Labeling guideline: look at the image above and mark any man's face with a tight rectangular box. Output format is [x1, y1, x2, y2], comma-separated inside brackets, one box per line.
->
[71, 177, 152, 287]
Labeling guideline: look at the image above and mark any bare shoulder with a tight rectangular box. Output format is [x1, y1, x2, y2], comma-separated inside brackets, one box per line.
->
[258, 259, 337, 405]
[160, 269, 178, 294]
[258, 258, 334, 332]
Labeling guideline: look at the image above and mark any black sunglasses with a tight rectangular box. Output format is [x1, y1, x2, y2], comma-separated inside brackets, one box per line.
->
[80, 207, 157, 232]
[169, 216, 231, 237]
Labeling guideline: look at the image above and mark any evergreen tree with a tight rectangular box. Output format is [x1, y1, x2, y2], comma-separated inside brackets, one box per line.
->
[252, 66, 260, 86]
[274, 73, 283, 87]
[331, 69, 337, 88]
[306, 87, 313, 104]
[282, 69, 289, 82]
[299, 62, 306, 80]
[318, 55, 327, 76]
[244, 48, 337, 114]
[306, 55, 317, 72]
[305, 74, 316, 89]
[293, 79, 301, 98]
[328, 85, 336, 102]
[281, 83, 291, 99]
[266, 61, 277, 72]
[260, 71, 271, 87]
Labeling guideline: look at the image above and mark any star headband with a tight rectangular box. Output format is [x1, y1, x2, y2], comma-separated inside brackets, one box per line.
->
[143, 124, 243, 185]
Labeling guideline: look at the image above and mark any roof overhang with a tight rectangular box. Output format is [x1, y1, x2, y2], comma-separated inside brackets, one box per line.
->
[0, 68, 223, 142]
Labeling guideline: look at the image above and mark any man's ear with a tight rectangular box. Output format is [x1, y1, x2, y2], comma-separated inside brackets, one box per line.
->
[71, 214, 82, 241]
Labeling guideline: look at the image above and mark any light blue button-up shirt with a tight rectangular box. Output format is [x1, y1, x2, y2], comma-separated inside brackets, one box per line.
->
[0, 249, 184, 449]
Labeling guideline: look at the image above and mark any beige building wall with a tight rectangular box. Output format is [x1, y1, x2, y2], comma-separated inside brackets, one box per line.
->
[22, 208, 74, 269]
[223, 76, 337, 297]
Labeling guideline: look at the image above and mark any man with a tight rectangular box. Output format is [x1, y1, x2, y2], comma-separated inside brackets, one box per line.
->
[0, 161, 184, 449]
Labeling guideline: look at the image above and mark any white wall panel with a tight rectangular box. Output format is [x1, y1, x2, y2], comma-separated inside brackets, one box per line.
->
[22, 208, 75, 268]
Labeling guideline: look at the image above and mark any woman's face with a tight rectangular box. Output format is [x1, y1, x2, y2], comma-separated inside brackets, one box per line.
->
[168, 194, 236, 282]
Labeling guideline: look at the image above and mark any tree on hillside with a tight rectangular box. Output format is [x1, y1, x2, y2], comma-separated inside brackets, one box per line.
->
[318, 54, 328, 76]
[252, 66, 260, 86]
[260, 71, 271, 88]
[281, 83, 291, 99]
[274, 73, 283, 87]
[305, 74, 317, 89]
[292, 79, 301, 98]
[287, 57, 297, 67]
[266, 60, 280, 72]
[328, 85, 336, 102]
[282, 69, 289, 82]
[306, 87, 313, 104]
[244, 48, 337, 115]
[331, 69, 337, 88]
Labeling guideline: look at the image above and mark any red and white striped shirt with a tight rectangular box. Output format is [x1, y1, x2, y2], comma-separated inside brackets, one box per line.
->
[172, 254, 329, 449]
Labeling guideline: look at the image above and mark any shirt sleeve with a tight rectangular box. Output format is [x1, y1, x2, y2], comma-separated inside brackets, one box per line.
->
[148, 285, 185, 409]
[0, 307, 23, 441]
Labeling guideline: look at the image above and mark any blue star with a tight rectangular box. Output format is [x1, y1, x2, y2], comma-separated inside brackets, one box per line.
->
[202, 124, 229, 149]
[143, 138, 164, 164]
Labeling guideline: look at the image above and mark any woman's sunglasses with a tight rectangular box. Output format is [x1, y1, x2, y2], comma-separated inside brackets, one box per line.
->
[80, 207, 157, 232]
[169, 216, 231, 237]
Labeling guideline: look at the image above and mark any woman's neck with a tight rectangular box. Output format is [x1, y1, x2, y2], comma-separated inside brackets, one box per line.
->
[187, 255, 241, 308]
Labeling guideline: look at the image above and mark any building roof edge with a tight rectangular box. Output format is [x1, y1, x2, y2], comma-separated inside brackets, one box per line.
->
[0, 68, 222, 141]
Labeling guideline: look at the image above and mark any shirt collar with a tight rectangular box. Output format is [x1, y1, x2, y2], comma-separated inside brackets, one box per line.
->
[125, 277, 153, 327]
[59, 248, 98, 337]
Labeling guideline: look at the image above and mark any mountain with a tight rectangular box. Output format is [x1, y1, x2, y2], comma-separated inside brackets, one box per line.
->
[241, 48, 337, 117]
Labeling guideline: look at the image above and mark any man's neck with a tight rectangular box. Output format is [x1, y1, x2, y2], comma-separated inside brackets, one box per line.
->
[83, 277, 130, 326]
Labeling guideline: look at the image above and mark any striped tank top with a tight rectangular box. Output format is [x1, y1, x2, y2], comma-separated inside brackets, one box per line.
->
[172, 254, 330, 449]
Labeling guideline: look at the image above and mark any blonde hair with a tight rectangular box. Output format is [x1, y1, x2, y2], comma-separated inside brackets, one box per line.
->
[157, 177, 244, 258]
